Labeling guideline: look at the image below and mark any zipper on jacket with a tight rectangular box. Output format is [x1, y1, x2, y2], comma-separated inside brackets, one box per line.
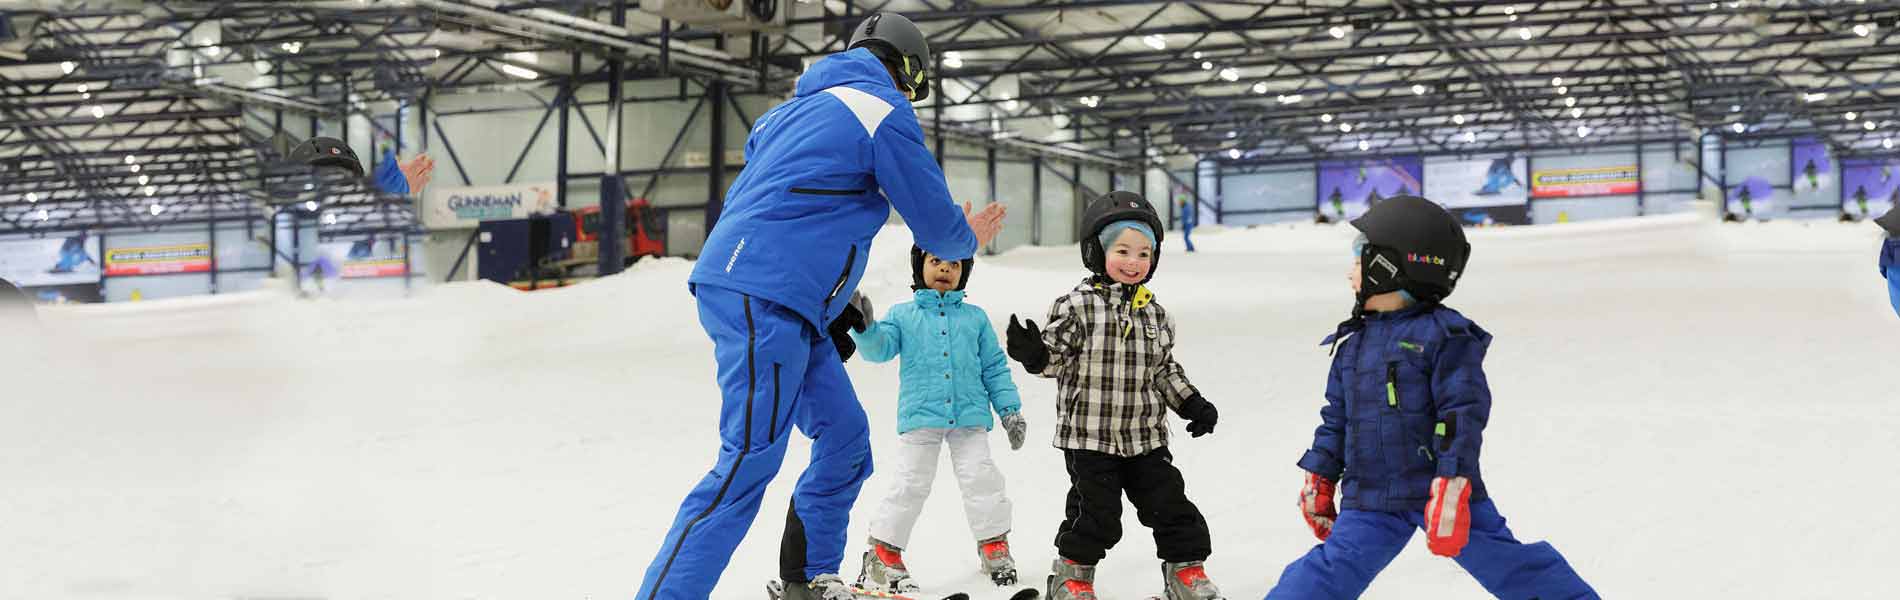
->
[1385, 363, 1399, 408]
[789, 186, 866, 196]
[823, 244, 858, 312]
[769, 363, 782, 440]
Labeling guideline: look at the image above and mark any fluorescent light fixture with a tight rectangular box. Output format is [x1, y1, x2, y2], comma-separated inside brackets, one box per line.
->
[1278, 93, 1304, 104]
[498, 63, 539, 80]
[1518, 27, 1533, 40]
[1358, 139, 1370, 151]
[1220, 67, 1240, 82]
[1228, 149, 1242, 159]
[25, 192, 37, 203]
[1144, 35, 1167, 51]
[1452, 114, 1466, 125]
[942, 51, 963, 69]
[60, 61, 75, 74]
[1329, 26, 1346, 39]
[1339, 123, 1353, 133]
[1733, 122, 1747, 133]
[1846, 111, 1859, 121]
[1320, 113, 1334, 123]
[1253, 82, 1269, 94]
[1412, 84, 1426, 95]
[305, 200, 319, 211]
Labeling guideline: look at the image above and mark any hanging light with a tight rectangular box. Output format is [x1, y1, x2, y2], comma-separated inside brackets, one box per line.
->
[1339, 123, 1353, 133]
[1452, 114, 1466, 125]
[1412, 84, 1427, 95]
[1733, 122, 1747, 133]
[1252, 82, 1269, 94]
[1565, 96, 1577, 107]
[941, 51, 963, 69]
[1320, 113, 1334, 123]
[1846, 111, 1859, 121]
[305, 200, 319, 211]
[1464, 130, 1477, 143]
[1144, 35, 1167, 51]
[1357, 139, 1371, 151]
[138, 174, 149, 185]
[1228, 149, 1242, 160]
[60, 61, 76, 74]
[25, 192, 38, 203]
[1219, 67, 1240, 82]
[1518, 27, 1533, 40]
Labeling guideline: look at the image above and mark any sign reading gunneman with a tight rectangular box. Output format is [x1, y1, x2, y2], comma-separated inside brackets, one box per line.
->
[423, 183, 558, 229]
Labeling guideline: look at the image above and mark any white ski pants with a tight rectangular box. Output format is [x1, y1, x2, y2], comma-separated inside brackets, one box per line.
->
[868, 427, 1012, 549]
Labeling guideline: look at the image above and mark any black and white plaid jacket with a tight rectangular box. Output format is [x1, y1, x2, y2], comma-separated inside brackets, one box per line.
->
[1034, 277, 1200, 457]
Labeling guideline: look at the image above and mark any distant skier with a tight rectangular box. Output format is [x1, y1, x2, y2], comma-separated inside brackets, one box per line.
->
[1855, 185, 1871, 219]
[851, 247, 1025, 591]
[1006, 191, 1225, 600]
[1878, 208, 1900, 318]
[1803, 157, 1819, 191]
[1473, 158, 1521, 196]
[641, 12, 1006, 600]
[1177, 195, 1198, 253]
[47, 230, 97, 274]
[1328, 187, 1346, 222]
[1266, 196, 1597, 599]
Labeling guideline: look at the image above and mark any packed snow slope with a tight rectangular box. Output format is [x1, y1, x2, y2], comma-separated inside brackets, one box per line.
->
[3, 213, 1895, 600]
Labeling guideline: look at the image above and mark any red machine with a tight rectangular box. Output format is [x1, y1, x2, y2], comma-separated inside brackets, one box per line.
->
[572, 197, 667, 265]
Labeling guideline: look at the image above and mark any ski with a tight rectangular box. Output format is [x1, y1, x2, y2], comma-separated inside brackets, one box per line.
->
[771, 580, 1036, 600]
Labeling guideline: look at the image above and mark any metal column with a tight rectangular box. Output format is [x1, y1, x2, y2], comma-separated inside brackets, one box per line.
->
[598, 0, 629, 276]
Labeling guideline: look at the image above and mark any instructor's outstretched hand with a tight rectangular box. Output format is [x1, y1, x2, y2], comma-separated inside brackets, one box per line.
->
[964, 201, 1007, 247]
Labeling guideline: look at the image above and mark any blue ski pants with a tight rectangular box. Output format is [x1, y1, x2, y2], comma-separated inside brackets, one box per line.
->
[1266, 499, 1597, 600]
[638, 286, 874, 600]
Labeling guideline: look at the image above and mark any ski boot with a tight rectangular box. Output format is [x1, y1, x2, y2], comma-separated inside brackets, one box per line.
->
[1160, 561, 1224, 600]
[771, 574, 861, 600]
[858, 538, 920, 593]
[1045, 557, 1097, 600]
[977, 533, 1018, 586]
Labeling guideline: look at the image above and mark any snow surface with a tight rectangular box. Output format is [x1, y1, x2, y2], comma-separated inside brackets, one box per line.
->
[4, 213, 1896, 600]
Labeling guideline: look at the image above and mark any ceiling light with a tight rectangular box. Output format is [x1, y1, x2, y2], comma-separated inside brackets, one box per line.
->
[36, 209, 48, 221]
[1278, 93, 1304, 104]
[1510, 14, 1519, 22]
[1201, 61, 1213, 70]
[1886, 137, 1895, 150]
[138, 174, 149, 185]
[304, 183, 314, 190]
[1376, 55, 1388, 64]
[143, 186, 156, 196]
[305, 200, 319, 211]
[1505, 6, 1517, 15]
[90, 105, 105, 119]
[1572, 107, 1584, 118]
[125, 155, 136, 164]
[1358, 139, 1370, 151]
[1252, 82, 1269, 94]
[942, 51, 963, 69]
[76, 84, 88, 93]
[1228, 149, 1242, 160]
[1733, 122, 1747, 133]
[1865, 120, 1878, 131]
[1329, 26, 1346, 39]
[1804, 92, 1828, 103]
[1192, 51, 1203, 60]
[1219, 67, 1240, 82]
[129, 164, 140, 173]
[1464, 130, 1477, 142]
[1577, 125, 1591, 137]
[1846, 111, 1859, 120]
[1856, 24, 1871, 36]
[1003, 98, 1019, 111]
[81, 93, 90, 100]
[1144, 35, 1167, 51]
[25, 192, 37, 203]
[1452, 114, 1466, 125]
[1321, 113, 1334, 123]
[499, 63, 539, 79]
[1565, 96, 1577, 107]
[1412, 84, 1426, 95]
[1552, 76, 1564, 87]
[322, 212, 339, 226]
[149, 203, 163, 216]
[1339, 123, 1353, 133]
[1518, 27, 1533, 40]
[1730, 104, 1741, 112]
[1226, 130, 1237, 139]
[60, 61, 75, 74]
[280, 41, 302, 54]
[1557, 86, 1568, 95]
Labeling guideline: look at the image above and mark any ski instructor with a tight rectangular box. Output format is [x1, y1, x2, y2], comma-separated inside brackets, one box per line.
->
[639, 13, 1007, 600]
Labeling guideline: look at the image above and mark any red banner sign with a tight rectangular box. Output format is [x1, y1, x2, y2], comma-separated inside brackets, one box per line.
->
[105, 244, 212, 276]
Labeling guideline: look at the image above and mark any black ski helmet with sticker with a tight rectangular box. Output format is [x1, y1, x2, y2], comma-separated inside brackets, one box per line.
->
[910, 245, 973, 291]
[1080, 190, 1165, 283]
[289, 136, 364, 176]
[1350, 195, 1470, 303]
[848, 13, 932, 102]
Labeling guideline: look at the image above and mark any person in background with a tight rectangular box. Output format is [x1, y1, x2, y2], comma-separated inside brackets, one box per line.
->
[1877, 207, 1899, 318]
[1177, 194, 1197, 253]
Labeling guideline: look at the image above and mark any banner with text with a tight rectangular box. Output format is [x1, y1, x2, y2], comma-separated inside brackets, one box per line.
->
[1530, 165, 1640, 198]
[318, 236, 409, 279]
[0, 234, 101, 287]
[105, 243, 212, 276]
[422, 182, 558, 229]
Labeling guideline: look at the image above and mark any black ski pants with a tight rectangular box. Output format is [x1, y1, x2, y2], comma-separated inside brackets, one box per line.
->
[1055, 447, 1212, 565]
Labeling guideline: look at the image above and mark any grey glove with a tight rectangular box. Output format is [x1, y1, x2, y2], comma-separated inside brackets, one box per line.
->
[1000, 411, 1027, 451]
[848, 291, 875, 330]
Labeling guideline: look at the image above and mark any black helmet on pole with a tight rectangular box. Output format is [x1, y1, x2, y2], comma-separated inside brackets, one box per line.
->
[848, 12, 932, 102]
[1080, 190, 1165, 283]
[1350, 195, 1470, 304]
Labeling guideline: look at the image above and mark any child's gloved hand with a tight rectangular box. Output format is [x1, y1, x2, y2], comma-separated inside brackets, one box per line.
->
[1000, 411, 1028, 451]
[1005, 315, 1049, 374]
[1425, 476, 1474, 557]
[1178, 395, 1218, 437]
[1300, 471, 1337, 541]
[828, 292, 872, 362]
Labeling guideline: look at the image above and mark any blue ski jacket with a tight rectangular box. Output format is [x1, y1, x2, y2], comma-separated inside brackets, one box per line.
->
[1298, 304, 1493, 513]
[851, 289, 1021, 434]
[688, 49, 978, 331]
[1882, 237, 1900, 318]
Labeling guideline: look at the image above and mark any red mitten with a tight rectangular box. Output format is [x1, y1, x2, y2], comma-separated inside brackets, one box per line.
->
[1425, 476, 1473, 557]
[1299, 472, 1338, 541]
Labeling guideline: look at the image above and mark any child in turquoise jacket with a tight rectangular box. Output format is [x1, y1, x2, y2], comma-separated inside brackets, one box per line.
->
[850, 246, 1026, 591]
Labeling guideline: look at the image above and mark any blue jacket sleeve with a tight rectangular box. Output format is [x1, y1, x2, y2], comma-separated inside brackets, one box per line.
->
[976, 310, 1022, 416]
[1886, 265, 1900, 319]
[1296, 355, 1347, 481]
[850, 308, 903, 364]
[874, 113, 977, 262]
[374, 148, 410, 195]
[1430, 325, 1493, 479]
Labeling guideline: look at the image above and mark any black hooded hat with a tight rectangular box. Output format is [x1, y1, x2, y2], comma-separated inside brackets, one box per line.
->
[910, 245, 973, 291]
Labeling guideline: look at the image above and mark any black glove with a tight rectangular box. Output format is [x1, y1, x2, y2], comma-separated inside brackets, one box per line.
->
[1006, 315, 1049, 374]
[1178, 395, 1218, 437]
[828, 298, 868, 362]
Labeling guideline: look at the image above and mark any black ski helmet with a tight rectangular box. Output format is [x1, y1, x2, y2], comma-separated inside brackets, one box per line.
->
[1877, 206, 1900, 236]
[289, 136, 364, 176]
[1350, 195, 1470, 303]
[1080, 190, 1165, 283]
[848, 13, 931, 102]
[910, 245, 974, 291]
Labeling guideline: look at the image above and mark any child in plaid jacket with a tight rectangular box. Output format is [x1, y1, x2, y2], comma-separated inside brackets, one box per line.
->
[1005, 191, 1225, 600]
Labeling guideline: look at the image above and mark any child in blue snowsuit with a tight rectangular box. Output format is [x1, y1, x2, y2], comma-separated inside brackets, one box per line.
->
[638, 14, 992, 600]
[1877, 208, 1900, 318]
[851, 247, 1027, 591]
[1268, 196, 1597, 599]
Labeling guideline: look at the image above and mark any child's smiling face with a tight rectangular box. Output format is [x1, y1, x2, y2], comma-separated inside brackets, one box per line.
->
[1104, 229, 1153, 284]
[922, 252, 963, 292]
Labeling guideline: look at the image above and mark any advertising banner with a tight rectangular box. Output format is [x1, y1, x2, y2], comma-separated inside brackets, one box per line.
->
[1424, 155, 1531, 225]
[1530, 165, 1640, 197]
[1840, 158, 1900, 220]
[0, 233, 102, 287]
[317, 235, 409, 279]
[105, 243, 212, 276]
[1791, 137, 1833, 196]
[1726, 176, 1775, 219]
[422, 182, 558, 230]
[1316, 155, 1424, 222]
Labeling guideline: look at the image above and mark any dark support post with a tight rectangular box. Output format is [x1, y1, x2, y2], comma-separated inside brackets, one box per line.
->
[707, 36, 729, 235]
[600, 0, 629, 277]
[207, 217, 218, 294]
[1213, 159, 1224, 225]
[402, 231, 412, 292]
[1192, 159, 1204, 225]
[558, 53, 576, 208]
[1031, 155, 1043, 246]
[420, 91, 430, 151]
[1635, 140, 1647, 216]
[985, 144, 997, 255]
